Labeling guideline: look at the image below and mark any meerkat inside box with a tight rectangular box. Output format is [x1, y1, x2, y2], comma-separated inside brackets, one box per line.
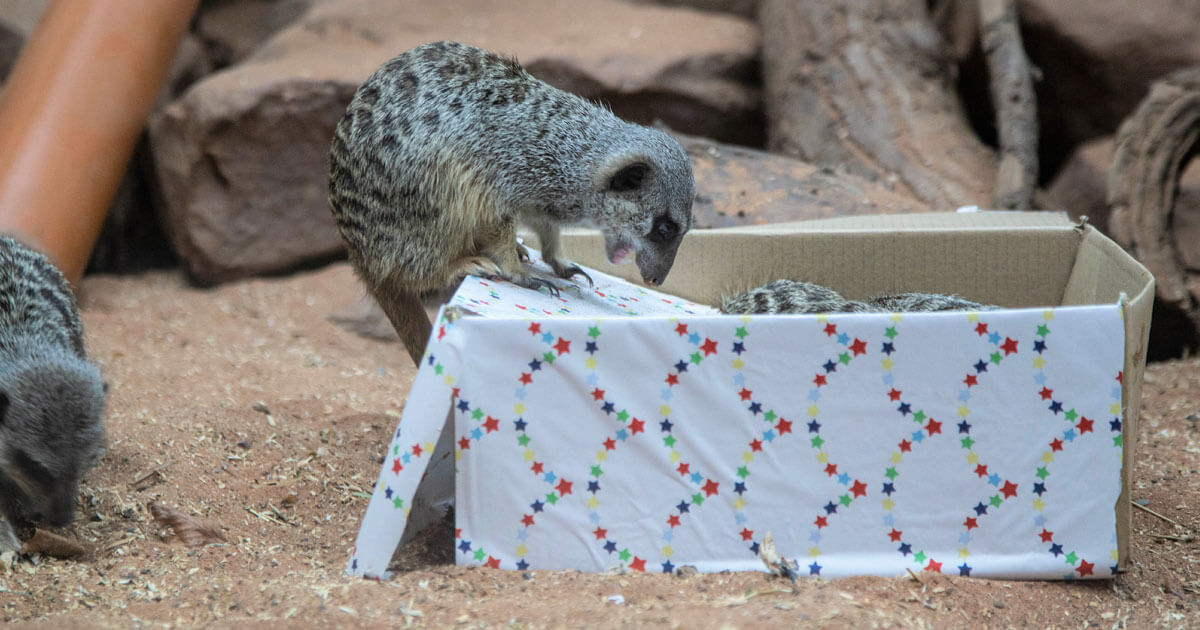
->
[347, 211, 1153, 580]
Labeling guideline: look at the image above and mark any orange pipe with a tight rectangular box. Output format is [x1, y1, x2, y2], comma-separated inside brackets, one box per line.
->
[0, 0, 198, 284]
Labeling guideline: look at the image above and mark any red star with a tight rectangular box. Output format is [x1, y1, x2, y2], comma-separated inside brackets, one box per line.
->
[1116, 371, 1123, 384]
[483, 416, 499, 433]
[1039, 386, 1054, 400]
[1049, 438, 1064, 452]
[630, 557, 646, 572]
[458, 437, 470, 451]
[531, 461, 544, 475]
[850, 480, 867, 497]
[824, 322, 838, 336]
[604, 437, 616, 451]
[700, 338, 718, 356]
[629, 418, 645, 434]
[974, 464, 988, 478]
[411, 443, 423, 457]
[485, 556, 500, 569]
[963, 517, 978, 530]
[391, 458, 403, 474]
[665, 373, 679, 386]
[1039, 528, 1054, 543]
[528, 322, 541, 335]
[1077, 416, 1094, 434]
[556, 479, 573, 496]
[519, 372, 533, 385]
[925, 559, 942, 573]
[1076, 559, 1094, 577]
[964, 374, 978, 387]
[703, 479, 719, 497]
[667, 515, 681, 528]
[521, 514, 535, 527]
[1001, 337, 1018, 355]
[738, 388, 753, 401]
[452, 387, 460, 399]
[925, 419, 942, 435]
[813, 374, 827, 387]
[591, 387, 606, 400]
[849, 338, 867, 355]
[776, 418, 792, 434]
[898, 439, 912, 452]
[674, 322, 689, 336]
[750, 438, 763, 452]
[815, 516, 829, 529]
[974, 322, 988, 336]
[1000, 480, 1018, 498]
[740, 528, 754, 541]
[888, 388, 902, 401]
[437, 325, 446, 340]
[553, 337, 570, 355]
[593, 526, 608, 540]
[456, 528, 461, 538]
[824, 463, 838, 477]
[676, 463, 690, 476]
[888, 528, 903, 541]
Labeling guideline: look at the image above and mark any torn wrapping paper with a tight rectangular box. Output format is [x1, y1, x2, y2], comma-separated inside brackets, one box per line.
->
[347, 257, 1125, 581]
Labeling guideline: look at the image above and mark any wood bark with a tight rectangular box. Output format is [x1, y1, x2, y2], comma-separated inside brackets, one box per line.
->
[1108, 68, 1200, 329]
[978, 0, 1038, 210]
[758, 0, 997, 210]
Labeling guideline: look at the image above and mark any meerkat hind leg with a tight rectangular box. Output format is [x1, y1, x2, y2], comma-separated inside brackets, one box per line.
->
[530, 220, 593, 287]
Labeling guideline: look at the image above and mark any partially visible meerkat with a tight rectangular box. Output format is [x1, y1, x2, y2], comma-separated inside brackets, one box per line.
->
[720, 279, 993, 315]
[329, 41, 695, 365]
[0, 235, 106, 553]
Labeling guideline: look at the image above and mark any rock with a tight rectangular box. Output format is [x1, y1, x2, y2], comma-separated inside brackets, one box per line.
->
[150, 0, 761, 283]
[621, 0, 759, 19]
[194, 0, 312, 68]
[0, 19, 22, 84]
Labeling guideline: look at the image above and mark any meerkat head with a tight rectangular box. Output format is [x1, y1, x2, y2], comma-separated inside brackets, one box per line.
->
[594, 127, 694, 287]
[0, 355, 106, 529]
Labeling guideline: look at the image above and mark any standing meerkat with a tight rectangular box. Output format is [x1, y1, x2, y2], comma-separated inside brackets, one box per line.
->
[0, 235, 106, 553]
[329, 41, 695, 365]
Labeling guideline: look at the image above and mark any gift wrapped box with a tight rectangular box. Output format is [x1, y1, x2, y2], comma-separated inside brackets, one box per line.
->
[347, 211, 1153, 580]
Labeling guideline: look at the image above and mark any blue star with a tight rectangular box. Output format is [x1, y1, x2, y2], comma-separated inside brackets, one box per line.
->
[988, 331, 1001, 345]
[882, 513, 895, 527]
[974, 502, 988, 516]
[749, 541, 760, 554]
[470, 427, 482, 440]
[882, 482, 895, 495]
[689, 472, 703, 485]
[911, 430, 925, 443]
[543, 472, 556, 484]
[959, 530, 971, 545]
[541, 332, 554, 344]
[1049, 400, 1063, 414]
[674, 360, 688, 373]
[734, 512, 747, 525]
[427, 354, 436, 366]
[1033, 339, 1046, 353]
[616, 429, 629, 441]
[1033, 482, 1046, 496]
[1063, 428, 1077, 441]
[384, 486, 393, 499]
[395, 427, 402, 439]
[677, 501, 690, 514]
[882, 373, 894, 386]
[688, 332, 700, 345]
[749, 402, 763, 415]
[823, 502, 838, 514]
[604, 541, 617, 553]
[1110, 564, 1119, 576]
[662, 561, 675, 574]
[528, 358, 542, 372]
[898, 402, 912, 415]
[987, 473, 1000, 486]
[762, 429, 776, 442]
[585, 341, 598, 354]
[402, 452, 412, 464]
[586, 373, 599, 386]
[958, 389, 971, 402]
[601, 401, 615, 414]
[459, 540, 472, 553]
[732, 372, 746, 386]
[662, 529, 675, 542]
[823, 360, 837, 373]
[837, 332, 850, 345]
[1049, 543, 1063, 556]
[1033, 514, 1047, 527]
[898, 543, 912, 556]
[809, 530, 822, 543]
[515, 418, 527, 431]
[882, 341, 895, 355]
[974, 360, 988, 373]
[1033, 371, 1046, 385]
[808, 420, 821, 433]
[457, 399, 470, 412]
[734, 481, 747, 495]
[808, 389, 821, 402]
[587, 480, 600, 493]
[958, 420, 971, 433]
[809, 562, 822, 575]
[514, 387, 527, 400]
[958, 563, 972, 576]
[351, 559, 357, 571]
[837, 472, 850, 485]
[1110, 418, 1121, 431]
[517, 559, 529, 570]
[661, 419, 673, 432]
[1111, 386, 1122, 399]
[732, 341, 745, 355]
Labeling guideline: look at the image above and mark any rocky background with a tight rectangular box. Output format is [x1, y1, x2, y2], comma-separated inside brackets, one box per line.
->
[2, 0, 1200, 354]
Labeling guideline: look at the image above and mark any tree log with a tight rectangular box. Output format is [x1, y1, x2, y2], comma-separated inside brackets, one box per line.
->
[979, 0, 1038, 209]
[759, 0, 997, 210]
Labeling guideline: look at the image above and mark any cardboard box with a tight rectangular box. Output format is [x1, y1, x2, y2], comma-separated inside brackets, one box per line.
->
[347, 211, 1153, 580]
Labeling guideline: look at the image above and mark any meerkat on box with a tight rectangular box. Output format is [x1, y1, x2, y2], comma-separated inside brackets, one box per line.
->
[0, 235, 106, 554]
[329, 41, 695, 365]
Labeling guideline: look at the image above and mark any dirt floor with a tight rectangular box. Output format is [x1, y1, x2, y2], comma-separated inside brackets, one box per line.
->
[2, 263, 1198, 628]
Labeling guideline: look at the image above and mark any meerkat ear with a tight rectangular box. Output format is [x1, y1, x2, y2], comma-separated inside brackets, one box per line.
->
[608, 161, 650, 192]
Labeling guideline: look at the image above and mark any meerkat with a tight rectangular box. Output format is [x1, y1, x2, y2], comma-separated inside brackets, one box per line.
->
[720, 279, 993, 315]
[0, 235, 106, 553]
[328, 41, 695, 365]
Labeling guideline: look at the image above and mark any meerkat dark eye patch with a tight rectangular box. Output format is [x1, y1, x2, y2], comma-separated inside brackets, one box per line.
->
[609, 162, 649, 192]
[649, 216, 679, 244]
[14, 450, 55, 487]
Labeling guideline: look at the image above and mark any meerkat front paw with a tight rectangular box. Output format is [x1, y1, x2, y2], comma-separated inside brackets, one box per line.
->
[547, 258, 594, 287]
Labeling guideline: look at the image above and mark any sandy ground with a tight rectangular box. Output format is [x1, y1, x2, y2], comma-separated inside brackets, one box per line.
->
[1, 263, 1198, 628]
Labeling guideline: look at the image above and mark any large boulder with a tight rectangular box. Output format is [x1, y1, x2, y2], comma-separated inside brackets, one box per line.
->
[150, 0, 761, 283]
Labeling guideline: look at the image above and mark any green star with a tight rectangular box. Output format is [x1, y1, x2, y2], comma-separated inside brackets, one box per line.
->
[543, 351, 555, 364]
[885, 467, 898, 480]
[1065, 409, 1078, 421]
[690, 352, 702, 364]
[961, 436, 975, 449]
[472, 408, 483, 421]
[1113, 435, 1123, 447]
[913, 550, 926, 563]
[737, 466, 749, 479]
[393, 445, 400, 455]
[839, 494, 851, 506]
[735, 326, 748, 339]
[546, 492, 558, 505]
[989, 351, 1002, 365]
[617, 410, 629, 422]
[392, 497, 404, 509]
[989, 494, 1002, 507]
[1064, 551, 1078, 565]
[1037, 324, 1050, 336]
[1036, 466, 1049, 480]
[588, 325, 601, 338]
[811, 435, 825, 448]
[434, 363, 443, 375]
[913, 410, 926, 423]
[885, 326, 898, 339]
[619, 549, 631, 562]
[591, 465, 603, 478]
[474, 548, 485, 561]
[839, 352, 851, 365]
[664, 435, 677, 448]
[764, 410, 777, 422]
[692, 493, 704, 506]
[517, 434, 531, 447]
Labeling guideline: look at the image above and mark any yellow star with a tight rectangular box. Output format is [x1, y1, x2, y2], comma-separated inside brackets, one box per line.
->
[587, 497, 599, 509]
[741, 315, 752, 324]
[882, 498, 894, 511]
[1033, 356, 1046, 369]
[1110, 403, 1123, 416]
[816, 314, 827, 324]
[596, 451, 608, 462]
[967, 312, 979, 323]
[890, 452, 903, 464]
[734, 497, 747, 510]
[881, 358, 894, 370]
[966, 452, 979, 464]
[585, 357, 598, 369]
[1032, 498, 1045, 511]
[808, 546, 821, 557]
[669, 450, 681, 463]
[1110, 549, 1119, 561]
[662, 545, 674, 557]
[957, 405, 970, 418]
[890, 313, 902, 323]
[444, 375, 455, 386]
[732, 358, 745, 370]
[1041, 451, 1054, 464]
[516, 544, 528, 556]
[742, 451, 754, 464]
[1043, 309, 1054, 321]
[424, 442, 434, 453]
[514, 403, 526, 415]
[808, 404, 820, 416]
[660, 404, 672, 416]
[403, 506, 411, 517]
[455, 450, 463, 461]
[523, 449, 534, 462]
[816, 451, 829, 463]
[958, 547, 970, 559]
